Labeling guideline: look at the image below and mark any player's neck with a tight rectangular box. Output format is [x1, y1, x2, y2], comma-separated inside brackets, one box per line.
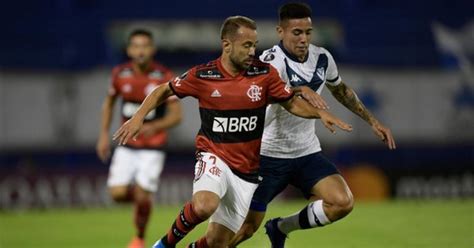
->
[132, 62, 152, 74]
[220, 56, 241, 77]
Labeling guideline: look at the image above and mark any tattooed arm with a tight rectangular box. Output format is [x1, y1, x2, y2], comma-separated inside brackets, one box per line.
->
[326, 82, 396, 149]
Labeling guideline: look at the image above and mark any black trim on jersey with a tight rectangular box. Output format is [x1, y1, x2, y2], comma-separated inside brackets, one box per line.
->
[198, 107, 266, 143]
[121, 99, 167, 122]
[278, 40, 309, 63]
[230, 168, 260, 183]
[196, 68, 223, 79]
[244, 63, 270, 77]
[121, 145, 166, 151]
[327, 76, 340, 83]
[168, 81, 185, 99]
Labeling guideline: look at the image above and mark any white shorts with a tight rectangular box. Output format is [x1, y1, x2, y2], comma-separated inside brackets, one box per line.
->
[193, 152, 258, 233]
[107, 146, 165, 192]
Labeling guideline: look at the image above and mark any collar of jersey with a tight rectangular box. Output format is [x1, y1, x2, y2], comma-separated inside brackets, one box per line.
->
[278, 41, 309, 63]
[217, 57, 244, 78]
[127, 61, 156, 75]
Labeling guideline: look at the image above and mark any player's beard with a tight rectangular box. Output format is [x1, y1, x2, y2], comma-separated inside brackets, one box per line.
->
[230, 54, 252, 71]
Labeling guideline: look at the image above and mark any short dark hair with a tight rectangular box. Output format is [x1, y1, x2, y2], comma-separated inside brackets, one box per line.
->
[220, 16, 257, 40]
[128, 29, 153, 44]
[279, 2, 312, 23]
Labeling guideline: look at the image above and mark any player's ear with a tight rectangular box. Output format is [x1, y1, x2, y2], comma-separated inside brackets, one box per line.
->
[276, 25, 284, 40]
[222, 39, 232, 54]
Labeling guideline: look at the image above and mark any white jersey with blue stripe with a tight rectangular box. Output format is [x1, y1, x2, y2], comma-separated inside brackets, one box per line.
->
[259, 42, 342, 158]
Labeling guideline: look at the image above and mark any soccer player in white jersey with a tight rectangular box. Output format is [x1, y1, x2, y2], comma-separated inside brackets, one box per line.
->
[229, 3, 396, 248]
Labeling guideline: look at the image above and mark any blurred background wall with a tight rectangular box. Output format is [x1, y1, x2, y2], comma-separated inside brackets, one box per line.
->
[0, 0, 473, 209]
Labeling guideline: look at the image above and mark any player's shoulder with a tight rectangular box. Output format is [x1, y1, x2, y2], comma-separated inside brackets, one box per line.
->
[260, 44, 286, 63]
[151, 61, 172, 73]
[149, 61, 173, 79]
[111, 63, 134, 78]
[309, 44, 334, 59]
[193, 59, 225, 80]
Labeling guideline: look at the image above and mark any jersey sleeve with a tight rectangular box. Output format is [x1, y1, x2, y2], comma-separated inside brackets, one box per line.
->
[108, 67, 120, 97]
[266, 65, 294, 103]
[160, 67, 179, 102]
[323, 48, 342, 86]
[260, 48, 287, 82]
[168, 68, 199, 99]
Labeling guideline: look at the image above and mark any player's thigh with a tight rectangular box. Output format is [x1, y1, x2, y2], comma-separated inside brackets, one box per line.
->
[193, 152, 229, 199]
[311, 174, 353, 204]
[242, 209, 266, 231]
[135, 149, 166, 192]
[291, 152, 340, 199]
[250, 155, 292, 211]
[107, 146, 137, 188]
[210, 172, 258, 234]
[206, 222, 235, 247]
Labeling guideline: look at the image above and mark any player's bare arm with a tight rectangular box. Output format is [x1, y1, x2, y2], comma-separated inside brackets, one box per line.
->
[292, 86, 329, 109]
[96, 94, 117, 163]
[280, 96, 352, 133]
[140, 100, 182, 137]
[113, 83, 174, 145]
[326, 81, 396, 149]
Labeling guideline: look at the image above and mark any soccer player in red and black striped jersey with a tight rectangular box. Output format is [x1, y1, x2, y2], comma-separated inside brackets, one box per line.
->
[96, 29, 182, 248]
[113, 16, 351, 248]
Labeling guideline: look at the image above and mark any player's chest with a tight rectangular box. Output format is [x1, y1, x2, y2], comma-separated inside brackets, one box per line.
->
[116, 76, 165, 99]
[284, 57, 328, 91]
[200, 78, 267, 109]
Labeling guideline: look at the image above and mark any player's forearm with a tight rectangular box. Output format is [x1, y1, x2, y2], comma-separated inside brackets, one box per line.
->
[134, 83, 174, 121]
[99, 96, 116, 135]
[280, 96, 323, 119]
[328, 82, 379, 125]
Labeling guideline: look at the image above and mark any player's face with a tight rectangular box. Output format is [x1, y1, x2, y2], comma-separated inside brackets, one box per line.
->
[228, 27, 258, 71]
[278, 17, 313, 61]
[127, 35, 156, 66]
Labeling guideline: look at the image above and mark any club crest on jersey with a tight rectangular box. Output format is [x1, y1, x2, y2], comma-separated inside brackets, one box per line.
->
[316, 67, 326, 80]
[247, 84, 262, 102]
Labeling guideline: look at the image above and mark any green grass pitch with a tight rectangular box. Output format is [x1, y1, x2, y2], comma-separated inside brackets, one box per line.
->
[1, 200, 472, 248]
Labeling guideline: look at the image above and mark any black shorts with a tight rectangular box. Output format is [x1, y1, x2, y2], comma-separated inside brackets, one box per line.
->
[250, 152, 339, 211]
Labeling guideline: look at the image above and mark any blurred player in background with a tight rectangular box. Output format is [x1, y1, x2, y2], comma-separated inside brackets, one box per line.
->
[230, 3, 396, 248]
[96, 29, 182, 248]
[113, 16, 352, 248]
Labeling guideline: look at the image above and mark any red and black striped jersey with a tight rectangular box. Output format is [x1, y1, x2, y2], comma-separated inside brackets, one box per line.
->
[109, 61, 176, 149]
[169, 58, 294, 175]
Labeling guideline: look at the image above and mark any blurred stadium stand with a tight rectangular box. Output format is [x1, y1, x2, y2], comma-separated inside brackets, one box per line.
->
[0, 0, 473, 209]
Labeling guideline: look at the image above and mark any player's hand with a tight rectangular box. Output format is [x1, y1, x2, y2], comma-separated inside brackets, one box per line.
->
[371, 122, 396, 150]
[297, 86, 329, 109]
[319, 112, 352, 134]
[96, 134, 110, 163]
[112, 117, 143, 145]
